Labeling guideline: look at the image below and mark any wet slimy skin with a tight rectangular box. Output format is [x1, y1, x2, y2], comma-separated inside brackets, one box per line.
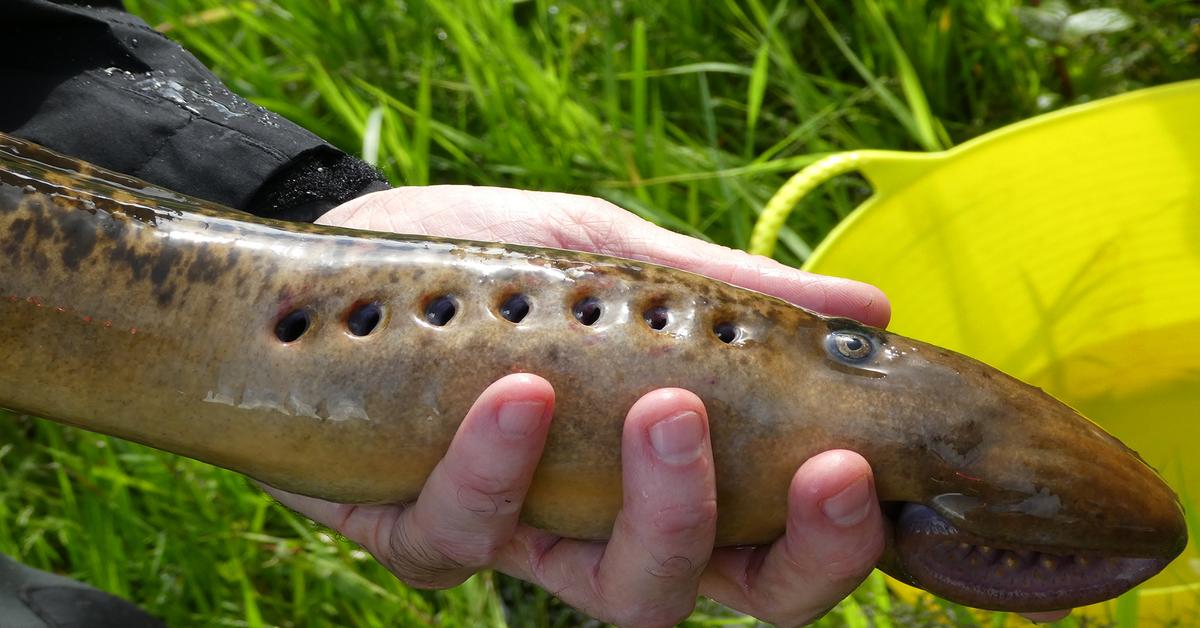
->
[0, 132, 1187, 612]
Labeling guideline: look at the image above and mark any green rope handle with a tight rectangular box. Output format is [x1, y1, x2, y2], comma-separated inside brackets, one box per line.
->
[749, 151, 869, 257]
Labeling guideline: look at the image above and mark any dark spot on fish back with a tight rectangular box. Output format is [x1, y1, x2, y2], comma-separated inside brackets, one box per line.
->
[31, 204, 55, 240]
[185, 244, 232, 284]
[149, 246, 183, 306]
[3, 217, 32, 263]
[109, 241, 152, 282]
[28, 249, 50, 274]
[58, 211, 99, 271]
[155, 285, 177, 307]
[96, 215, 120, 240]
[231, 267, 251, 299]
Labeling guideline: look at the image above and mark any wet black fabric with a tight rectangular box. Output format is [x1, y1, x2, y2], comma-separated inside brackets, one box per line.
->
[0, 0, 390, 221]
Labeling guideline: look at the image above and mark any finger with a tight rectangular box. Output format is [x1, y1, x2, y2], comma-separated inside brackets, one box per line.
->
[1022, 610, 1072, 623]
[596, 389, 717, 624]
[495, 389, 717, 627]
[318, 186, 890, 327]
[259, 482, 400, 535]
[267, 373, 555, 589]
[701, 450, 884, 626]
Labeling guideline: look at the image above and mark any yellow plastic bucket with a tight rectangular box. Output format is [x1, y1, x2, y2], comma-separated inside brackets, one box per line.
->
[751, 80, 1200, 624]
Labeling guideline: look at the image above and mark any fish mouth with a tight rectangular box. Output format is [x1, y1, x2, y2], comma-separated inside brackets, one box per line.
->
[888, 503, 1173, 612]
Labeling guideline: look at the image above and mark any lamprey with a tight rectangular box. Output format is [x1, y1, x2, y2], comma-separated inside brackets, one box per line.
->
[0, 132, 1187, 612]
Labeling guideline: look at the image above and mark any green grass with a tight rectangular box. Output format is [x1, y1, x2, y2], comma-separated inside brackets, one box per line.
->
[5, 0, 1199, 625]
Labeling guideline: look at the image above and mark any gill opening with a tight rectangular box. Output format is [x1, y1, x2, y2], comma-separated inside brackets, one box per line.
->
[270, 291, 749, 345]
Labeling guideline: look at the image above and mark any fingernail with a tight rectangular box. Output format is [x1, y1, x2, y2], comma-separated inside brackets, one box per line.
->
[821, 475, 872, 528]
[649, 411, 704, 465]
[497, 400, 546, 438]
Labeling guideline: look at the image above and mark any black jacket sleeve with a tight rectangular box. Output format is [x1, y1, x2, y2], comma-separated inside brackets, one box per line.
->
[0, 0, 390, 222]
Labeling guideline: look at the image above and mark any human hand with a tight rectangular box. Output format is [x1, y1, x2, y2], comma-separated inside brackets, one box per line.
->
[265, 186, 1068, 625]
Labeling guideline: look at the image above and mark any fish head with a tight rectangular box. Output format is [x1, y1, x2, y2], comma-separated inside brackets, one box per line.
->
[811, 317, 1187, 611]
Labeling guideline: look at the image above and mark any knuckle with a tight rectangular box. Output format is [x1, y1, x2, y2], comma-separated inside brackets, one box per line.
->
[645, 554, 700, 580]
[751, 536, 883, 627]
[651, 499, 717, 535]
[781, 524, 884, 585]
[454, 482, 502, 516]
[802, 602, 841, 626]
[759, 605, 830, 628]
[613, 601, 697, 628]
[819, 533, 885, 583]
[397, 571, 467, 590]
[429, 532, 504, 569]
[456, 463, 523, 505]
[384, 551, 468, 590]
[449, 466, 524, 521]
[750, 591, 827, 628]
[383, 523, 470, 588]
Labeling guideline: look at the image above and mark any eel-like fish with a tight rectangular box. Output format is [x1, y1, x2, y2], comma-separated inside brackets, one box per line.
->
[0, 131, 1187, 612]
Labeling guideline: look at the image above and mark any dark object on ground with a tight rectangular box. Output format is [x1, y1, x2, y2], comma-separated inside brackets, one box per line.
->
[0, 553, 164, 628]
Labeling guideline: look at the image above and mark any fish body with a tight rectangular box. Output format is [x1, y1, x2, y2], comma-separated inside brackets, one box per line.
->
[0, 132, 1187, 612]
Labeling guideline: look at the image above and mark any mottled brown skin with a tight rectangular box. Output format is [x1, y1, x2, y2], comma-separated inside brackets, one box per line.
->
[0, 133, 1187, 612]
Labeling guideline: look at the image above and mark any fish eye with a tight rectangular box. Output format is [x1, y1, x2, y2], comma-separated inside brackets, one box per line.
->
[827, 330, 874, 362]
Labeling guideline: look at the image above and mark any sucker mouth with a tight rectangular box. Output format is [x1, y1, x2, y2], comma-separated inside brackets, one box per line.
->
[892, 503, 1170, 612]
